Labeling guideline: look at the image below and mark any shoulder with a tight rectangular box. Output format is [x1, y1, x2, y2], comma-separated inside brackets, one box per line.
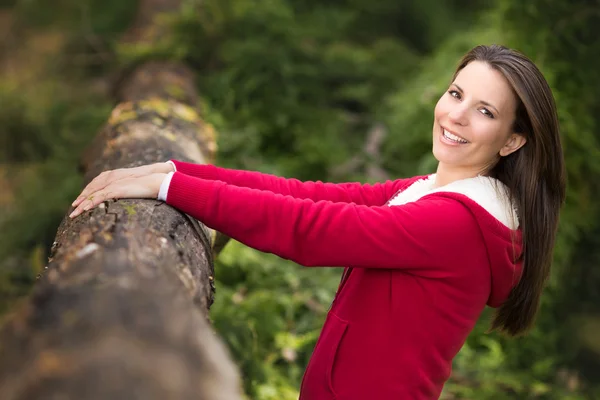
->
[387, 174, 518, 229]
[426, 176, 518, 230]
[386, 174, 434, 204]
[386, 174, 517, 230]
[383, 195, 486, 263]
[399, 174, 432, 188]
[386, 194, 481, 233]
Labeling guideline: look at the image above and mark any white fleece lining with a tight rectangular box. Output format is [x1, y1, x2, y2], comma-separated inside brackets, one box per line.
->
[388, 174, 519, 230]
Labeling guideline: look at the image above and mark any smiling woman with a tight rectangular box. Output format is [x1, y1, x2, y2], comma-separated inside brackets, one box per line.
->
[439, 45, 566, 337]
[70, 44, 565, 399]
[432, 60, 528, 186]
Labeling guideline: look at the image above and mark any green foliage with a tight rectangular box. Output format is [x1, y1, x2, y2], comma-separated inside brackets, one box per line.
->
[211, 241, 339, 397]
[1, 0, 600, 398]
[0, 9, 113, 310]
[0, 86, 111, 313]
[0, 90, 50, 163]
[171, 0, 423, 179]
[12, 0, 136, 37]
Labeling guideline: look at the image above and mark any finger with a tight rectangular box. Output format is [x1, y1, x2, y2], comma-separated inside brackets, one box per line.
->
[72, 171, 112, 207]
[69, 203, 83, 219]
[69, 194, 95, 218]
[72, 168, 142, 207]
[72, 165, 156, 207]
[73, 177, 104, 206]
[69, 190, 112, 218]
[72, 193, 94, 208]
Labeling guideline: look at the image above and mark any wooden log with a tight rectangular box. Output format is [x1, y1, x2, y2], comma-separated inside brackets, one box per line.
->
[0, 1, 242, 399]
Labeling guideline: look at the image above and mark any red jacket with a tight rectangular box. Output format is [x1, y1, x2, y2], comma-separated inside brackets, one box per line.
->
[165, 160, 523, 399]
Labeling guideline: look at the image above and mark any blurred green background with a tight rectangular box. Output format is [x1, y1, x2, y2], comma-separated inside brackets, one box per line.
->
[1, 0, 599, 398]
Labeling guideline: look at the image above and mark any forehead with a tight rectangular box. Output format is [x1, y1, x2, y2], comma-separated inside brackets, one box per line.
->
[454, 61, 517, 111]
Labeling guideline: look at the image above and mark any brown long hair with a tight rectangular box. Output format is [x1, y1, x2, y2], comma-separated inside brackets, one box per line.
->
[452, 45, 566, 336]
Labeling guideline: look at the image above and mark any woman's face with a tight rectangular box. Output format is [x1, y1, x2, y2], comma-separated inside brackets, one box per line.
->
[432, 61, 526, 175]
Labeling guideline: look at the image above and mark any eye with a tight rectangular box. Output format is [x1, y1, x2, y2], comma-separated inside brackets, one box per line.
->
[448, 90, 461, 99]
[480, 108, 495, 119]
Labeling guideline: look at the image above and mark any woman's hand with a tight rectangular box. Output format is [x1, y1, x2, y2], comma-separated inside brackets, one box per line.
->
[71, 162, 173, 209]
[69, 171, 168, 219]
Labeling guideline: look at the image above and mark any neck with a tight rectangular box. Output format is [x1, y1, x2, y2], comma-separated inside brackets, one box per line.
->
[434, 163, 484, 188]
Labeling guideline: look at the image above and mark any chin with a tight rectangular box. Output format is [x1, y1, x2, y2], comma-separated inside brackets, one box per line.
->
[432, 141, 448, 162]
[432, 143, 463, 166]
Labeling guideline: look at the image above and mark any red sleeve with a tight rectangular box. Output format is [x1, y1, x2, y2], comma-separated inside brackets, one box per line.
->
[170, 159, 412, 206]
[165, 172, 483, 277]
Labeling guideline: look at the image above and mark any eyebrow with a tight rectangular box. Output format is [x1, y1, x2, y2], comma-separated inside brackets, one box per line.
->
[452, 83, 500, 116]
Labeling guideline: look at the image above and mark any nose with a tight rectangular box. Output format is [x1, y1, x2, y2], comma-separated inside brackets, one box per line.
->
[448, 104, 468, 126]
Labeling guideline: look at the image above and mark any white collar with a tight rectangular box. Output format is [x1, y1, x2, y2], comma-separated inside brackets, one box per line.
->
[388, 174, 519, 229]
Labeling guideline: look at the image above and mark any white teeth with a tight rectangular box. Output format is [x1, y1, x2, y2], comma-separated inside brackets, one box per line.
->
[443, 129, 468, 143]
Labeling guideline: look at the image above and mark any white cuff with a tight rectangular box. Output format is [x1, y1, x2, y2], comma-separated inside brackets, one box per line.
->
[158, 171, 175, 201]
[166, 160, 177, 172]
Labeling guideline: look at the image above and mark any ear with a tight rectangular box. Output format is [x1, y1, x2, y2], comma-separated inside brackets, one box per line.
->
[499, 133, 526, 157]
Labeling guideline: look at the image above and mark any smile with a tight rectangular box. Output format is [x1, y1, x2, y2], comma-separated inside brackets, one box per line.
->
[442, 128, 469, 144]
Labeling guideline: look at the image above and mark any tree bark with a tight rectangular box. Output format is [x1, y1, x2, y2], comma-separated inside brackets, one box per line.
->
[0, 1, 242, 399]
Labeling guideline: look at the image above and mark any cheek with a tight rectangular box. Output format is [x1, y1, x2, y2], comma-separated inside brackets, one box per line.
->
[433, 97, 446, 120]
[473, 123, 509, 150]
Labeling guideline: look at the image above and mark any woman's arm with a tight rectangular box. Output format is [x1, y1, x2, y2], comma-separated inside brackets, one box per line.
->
[168, 159, 414, 206]
[164, 172, 483, 278]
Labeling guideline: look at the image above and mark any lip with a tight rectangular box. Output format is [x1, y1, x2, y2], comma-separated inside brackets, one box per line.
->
[440, 125, 469, 144]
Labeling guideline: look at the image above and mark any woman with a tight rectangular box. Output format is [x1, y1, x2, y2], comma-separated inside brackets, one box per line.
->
[70, 45, 565, 399]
